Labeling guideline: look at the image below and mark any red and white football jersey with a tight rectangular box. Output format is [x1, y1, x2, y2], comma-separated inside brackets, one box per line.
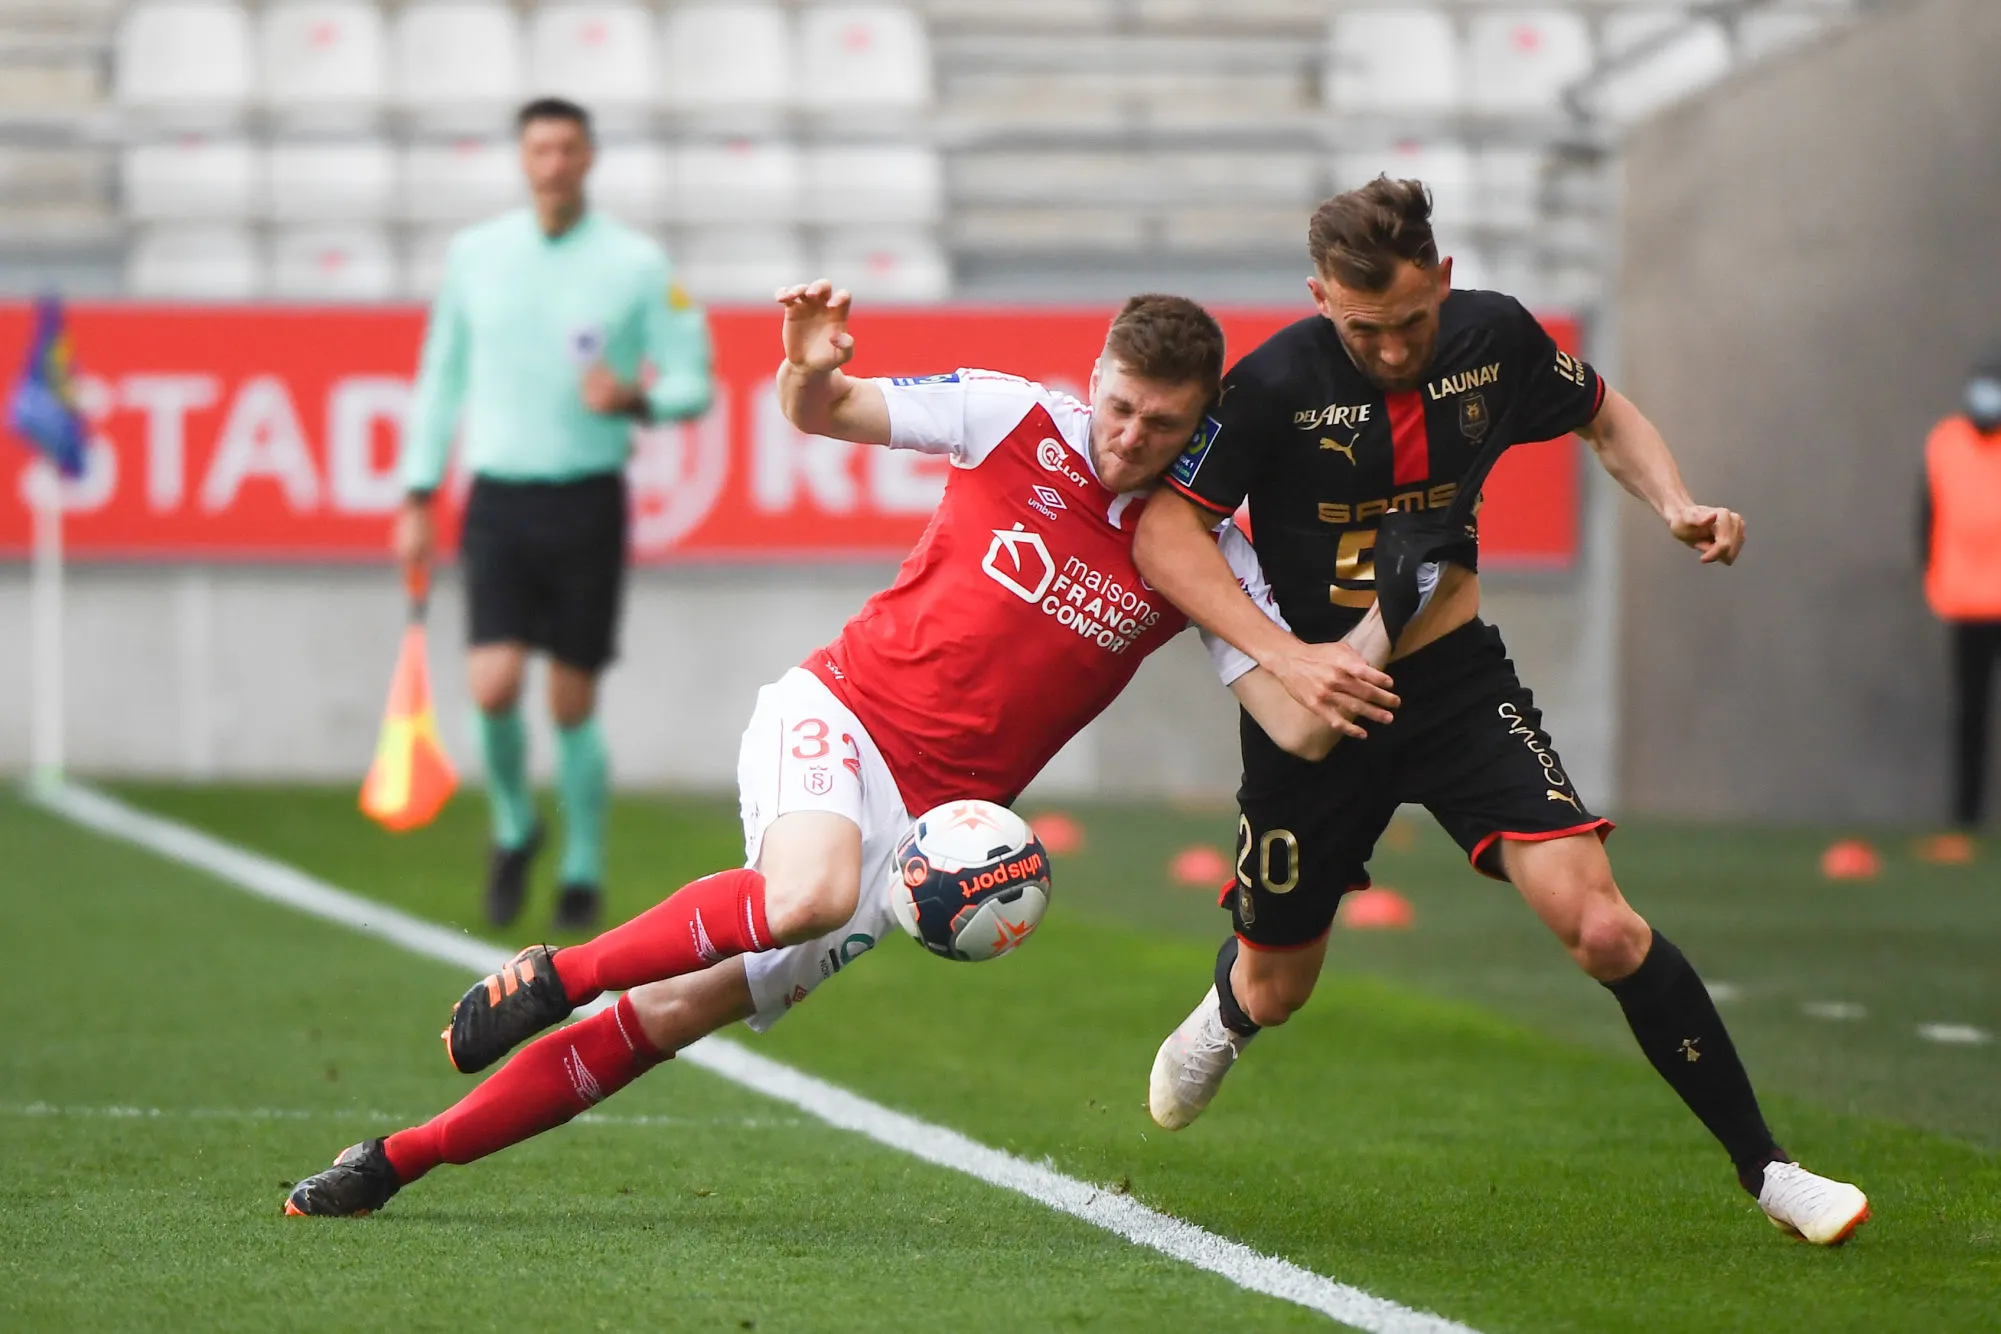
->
[803, 369, 1275, 814]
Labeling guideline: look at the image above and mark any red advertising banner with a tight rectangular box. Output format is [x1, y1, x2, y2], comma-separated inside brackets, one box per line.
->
[0, 304, 1583, 566]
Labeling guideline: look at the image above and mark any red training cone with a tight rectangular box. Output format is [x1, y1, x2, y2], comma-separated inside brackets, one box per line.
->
[1819, 839, 1881, 881]
[1170, 845, 1231, 887]
[1339, 887, 1415, 930]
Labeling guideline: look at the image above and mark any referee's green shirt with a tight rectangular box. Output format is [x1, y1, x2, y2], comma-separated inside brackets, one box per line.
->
[401, 209, 714, 493]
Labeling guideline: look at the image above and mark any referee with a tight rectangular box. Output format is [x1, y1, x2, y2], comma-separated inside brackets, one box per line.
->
[396, 98, 714, 932]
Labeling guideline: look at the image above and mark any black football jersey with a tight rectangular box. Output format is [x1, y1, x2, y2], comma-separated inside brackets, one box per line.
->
[1166, 289, 1604, 643]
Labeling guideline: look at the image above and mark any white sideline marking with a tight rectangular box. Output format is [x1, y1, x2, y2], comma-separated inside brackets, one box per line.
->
[1916, 1024, 1991, 1046]
[1703, 981, 1742, 1004]
[36, 781, 1479, 1334]
[1802, 1002, 1865, 1022]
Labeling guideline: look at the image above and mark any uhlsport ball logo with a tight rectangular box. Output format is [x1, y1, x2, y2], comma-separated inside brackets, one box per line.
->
[889, 799, 1052, 962]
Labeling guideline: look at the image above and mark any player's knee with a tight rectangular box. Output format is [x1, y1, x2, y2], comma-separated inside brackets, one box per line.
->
[1570, 902, 1651, 981]
[761, 867, 860, 945]
[1238, 962, 1317, 1028]
[626, 978, 705, 1053]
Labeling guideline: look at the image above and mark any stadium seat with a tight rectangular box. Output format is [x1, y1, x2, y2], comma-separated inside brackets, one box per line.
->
[269, 224, 399, 301]
[1333, 144, 1473, 231]
[258, 2, 387, 124]
[127, 225, 263, 299]
[402, 138, 523, 223]
[393, 3, 524, 129]
[1326, 10, 1458, 114]
[401, 225, 460, 299]
[803, 145, 942, 225]
[1738, 10, 1824, 63]
[660, 5, 790, 115]
[672, 140, 800, 225]
[121, 138, 260, 221]
[589, 141, 672, 225]
[1594, 14, 1732, 126]
[1463, 10, 1595, 116]
[676, 227, 806, 303]
[815, 230, 949, 303]
[1474, 148, 1545, 230]
[115, 2, 254, 122]
[795, 6, 932, 111]
[527, 4, 656, 124]
[266, 141, 397, 223]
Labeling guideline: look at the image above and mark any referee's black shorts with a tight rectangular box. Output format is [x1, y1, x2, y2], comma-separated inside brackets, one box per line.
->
[460, 472, 628, 673]
[1226, 618, 1612, 952]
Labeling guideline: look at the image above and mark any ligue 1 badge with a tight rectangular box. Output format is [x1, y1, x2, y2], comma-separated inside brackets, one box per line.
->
[568, 325, 607, 366]
[1459, 392, 1491, 443]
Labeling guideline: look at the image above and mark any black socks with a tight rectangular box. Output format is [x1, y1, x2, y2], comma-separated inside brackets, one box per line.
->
[1213, 936, 1261, 1037]
[1604, 929, 1785, 1193]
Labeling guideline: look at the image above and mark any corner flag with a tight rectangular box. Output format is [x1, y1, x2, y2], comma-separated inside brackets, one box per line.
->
[9, 294, 87, 479]
[360, 568, 458, 831]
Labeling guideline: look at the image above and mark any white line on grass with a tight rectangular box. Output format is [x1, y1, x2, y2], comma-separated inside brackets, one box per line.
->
[36, 781, 1480, 1334]
[1917, 1024, 1992, 1046]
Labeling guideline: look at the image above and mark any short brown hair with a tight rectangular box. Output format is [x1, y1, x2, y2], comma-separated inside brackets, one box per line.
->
[1103, 294, 1225, 394]
[1308, 177, 1439, 292]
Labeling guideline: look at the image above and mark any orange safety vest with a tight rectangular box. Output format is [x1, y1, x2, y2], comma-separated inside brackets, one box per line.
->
[1925, 415, 2001, 619]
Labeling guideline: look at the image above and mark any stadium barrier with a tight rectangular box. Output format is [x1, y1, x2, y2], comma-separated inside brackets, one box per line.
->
[0, 305, 1583, 567]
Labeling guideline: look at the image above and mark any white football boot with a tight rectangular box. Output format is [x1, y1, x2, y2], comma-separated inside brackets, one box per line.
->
[1755, 1161, 1870, 1245]
[1148, 986, 1255, 1130]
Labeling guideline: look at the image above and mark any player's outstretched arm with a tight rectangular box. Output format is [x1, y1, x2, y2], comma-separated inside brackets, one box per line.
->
[775, 279, 892, 445]
[1230, 601, 1395, 760]
[1136, 489, 1398, 739]
[1579, 386, 1746, 565]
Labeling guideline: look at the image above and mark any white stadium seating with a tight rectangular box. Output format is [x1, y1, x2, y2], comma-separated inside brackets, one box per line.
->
[660, 5, 791, 114]
[677, 227, 806, 304]
[1594, 14, 1733, 126]
[589, 141, 673, 224]
[1463, 10, 1595, 116]
[401, 138, 522, 222]
[815, 230, 950, 304]
[121, 138, 260, 221]
[672, 140, 801, 225]
[116, 2, 254, 121]
[1738, 11, 1824, 63]
[401, 224, 461, 300]
[1334, 144, 1474, 231]
[1326, 9, 1459, 114]
[1475, 148, 1546, 232]
[269, 224, 398, 300]
[795, 6, 932, 110]
[258, 2, 387, 123]
[266, 141, 397, 223]
[128, 225, 263, 299]
[393, 3, 523, 128]
[528, 4, 656, 122]
[804, 145, 943, 225]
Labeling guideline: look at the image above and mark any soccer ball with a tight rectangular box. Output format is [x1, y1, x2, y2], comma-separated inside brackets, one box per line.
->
[889, 800, 1052, 962]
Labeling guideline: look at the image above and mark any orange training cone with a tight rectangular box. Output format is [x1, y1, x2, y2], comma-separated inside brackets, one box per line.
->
[1819, 838, 1881, 881]
[360, 568, 457, 832]
[1339, 887, 1415, 930]
[1170, 845, 1231, 887]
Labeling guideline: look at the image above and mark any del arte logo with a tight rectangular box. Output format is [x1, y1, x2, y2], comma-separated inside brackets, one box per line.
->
[982, 523, 1055, 602]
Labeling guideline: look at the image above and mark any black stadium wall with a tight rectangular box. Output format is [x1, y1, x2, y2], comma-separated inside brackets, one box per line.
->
[1617, 0, 2001, 822]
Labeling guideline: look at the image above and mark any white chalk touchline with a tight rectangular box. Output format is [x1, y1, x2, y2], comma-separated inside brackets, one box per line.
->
[1916, 1024, 1992, 1046]
[36, 781, 1479, 1334]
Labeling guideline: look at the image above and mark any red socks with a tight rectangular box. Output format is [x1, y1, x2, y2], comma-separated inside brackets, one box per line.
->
[552, 868, 772, 1005]
[383, 995, 663, 1184]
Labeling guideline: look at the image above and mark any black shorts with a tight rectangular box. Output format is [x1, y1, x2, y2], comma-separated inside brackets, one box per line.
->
[460, 472, 628, 673]
[1228, 618, 1611, 950]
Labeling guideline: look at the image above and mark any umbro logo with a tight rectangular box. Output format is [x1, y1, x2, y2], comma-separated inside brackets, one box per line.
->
[690, 910, 720, 964]
[1028, 484, 1067, 521]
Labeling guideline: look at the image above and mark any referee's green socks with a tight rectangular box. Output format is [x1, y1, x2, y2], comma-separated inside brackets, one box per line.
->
[555, 717, 609, 888]
[474, 706, 537, 851]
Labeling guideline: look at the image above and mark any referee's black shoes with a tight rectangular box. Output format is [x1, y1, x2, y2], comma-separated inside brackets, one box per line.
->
[553, 882, 603, 934]
[484, 821, 544, 927]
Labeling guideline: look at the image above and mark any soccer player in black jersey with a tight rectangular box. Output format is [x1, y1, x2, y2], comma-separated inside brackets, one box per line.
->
[1134, 178, 1869, 1245]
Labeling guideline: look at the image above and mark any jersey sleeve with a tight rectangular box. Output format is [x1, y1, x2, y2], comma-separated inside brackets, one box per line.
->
[1506, 298, 1606, 443]
[1202, 521, 1289, 686]
[401, 236, 471, 494]
[875, 369, 1044, 467]
[1165, 364, 1269, 516]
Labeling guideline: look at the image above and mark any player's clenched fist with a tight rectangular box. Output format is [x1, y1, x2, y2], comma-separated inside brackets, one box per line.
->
[1668, 503, 1747, 566]
[777, 279, 856, 375]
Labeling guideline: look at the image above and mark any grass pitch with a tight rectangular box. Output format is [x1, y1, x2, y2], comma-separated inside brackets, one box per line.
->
[5, 784, 1999, 1332]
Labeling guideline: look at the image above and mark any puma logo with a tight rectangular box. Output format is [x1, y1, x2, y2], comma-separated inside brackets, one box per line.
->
[1319, 436, 1357, 465]
[1679, 1038, 1702, 1064]
[1546, 789, 1581, 811]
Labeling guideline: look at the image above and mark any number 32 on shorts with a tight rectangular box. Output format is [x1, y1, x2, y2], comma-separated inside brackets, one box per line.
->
[1235, 814, 1301, 896]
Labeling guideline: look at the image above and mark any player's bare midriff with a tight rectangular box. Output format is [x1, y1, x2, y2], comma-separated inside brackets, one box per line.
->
[1389, 563, 1481, 662]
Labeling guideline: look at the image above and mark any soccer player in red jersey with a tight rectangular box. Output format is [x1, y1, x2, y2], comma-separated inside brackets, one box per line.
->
[284, 283, 1401, 1217]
